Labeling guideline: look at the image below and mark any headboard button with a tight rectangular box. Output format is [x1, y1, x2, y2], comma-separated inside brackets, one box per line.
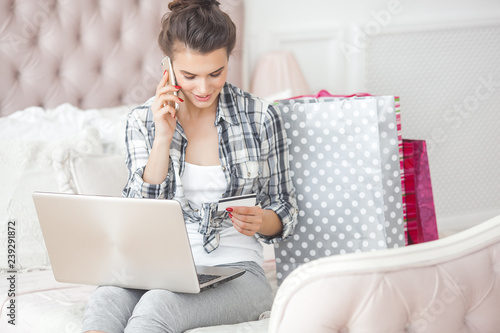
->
[42, 0, 56, 12]
[30, 34, 39, 47]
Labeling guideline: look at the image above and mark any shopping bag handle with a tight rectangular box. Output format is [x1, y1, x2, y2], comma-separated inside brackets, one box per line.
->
[286, 90, 372, 99]
[316, 90, 372, 98]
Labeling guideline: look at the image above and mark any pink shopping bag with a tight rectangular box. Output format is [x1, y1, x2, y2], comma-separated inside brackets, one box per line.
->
[403, 139, 438, 244]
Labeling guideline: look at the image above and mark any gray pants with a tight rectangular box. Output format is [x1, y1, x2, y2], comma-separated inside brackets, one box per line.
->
[81, 261, 272, 333]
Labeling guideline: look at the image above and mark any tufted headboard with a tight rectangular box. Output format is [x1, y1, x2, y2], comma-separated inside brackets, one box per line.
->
[0, 0, 244, 117]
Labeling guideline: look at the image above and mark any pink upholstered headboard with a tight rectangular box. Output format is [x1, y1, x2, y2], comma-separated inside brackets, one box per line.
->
[0, 0, 244, 116]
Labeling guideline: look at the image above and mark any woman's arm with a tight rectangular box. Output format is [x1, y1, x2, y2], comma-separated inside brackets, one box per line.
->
[122, 71, 182, 197]
[228, 103, 298, 240]
[254, 103, 298, 242]
[144, 70, 183, 184]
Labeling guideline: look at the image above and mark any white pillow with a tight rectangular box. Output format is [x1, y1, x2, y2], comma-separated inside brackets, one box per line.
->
[53, 149, 128, 197]
[0, 103, 131, 154]
[0, 104, 101, 141]
[86, 104, 131, 155]
[72, 153, 128, 196]
[0, 135, 102, 272]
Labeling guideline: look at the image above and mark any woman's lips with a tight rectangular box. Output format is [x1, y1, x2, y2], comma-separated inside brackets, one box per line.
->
[194, 94, 211, 102]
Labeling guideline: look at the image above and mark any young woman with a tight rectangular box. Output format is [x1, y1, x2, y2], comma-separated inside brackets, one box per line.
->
[82, 0, 297, 332]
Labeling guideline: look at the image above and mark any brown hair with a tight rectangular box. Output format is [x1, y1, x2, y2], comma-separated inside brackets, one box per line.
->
[158, 0, 236, 59]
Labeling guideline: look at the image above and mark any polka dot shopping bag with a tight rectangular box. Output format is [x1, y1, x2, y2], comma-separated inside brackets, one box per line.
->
[274, 94, 405, 284]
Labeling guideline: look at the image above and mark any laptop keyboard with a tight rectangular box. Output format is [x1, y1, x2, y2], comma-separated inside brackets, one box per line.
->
[198, 273, 220, 284]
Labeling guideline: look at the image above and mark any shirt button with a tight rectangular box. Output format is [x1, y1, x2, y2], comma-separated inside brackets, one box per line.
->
[222, 166, 226, 171]
[247, 172, 251, 177]
[194, 208, 199, 212]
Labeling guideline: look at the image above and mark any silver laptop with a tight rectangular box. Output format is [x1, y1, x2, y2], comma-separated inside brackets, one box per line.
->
[32, 192, 245, 293]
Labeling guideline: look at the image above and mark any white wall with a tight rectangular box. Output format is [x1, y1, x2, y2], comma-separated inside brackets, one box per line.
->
[244, 0, 500, 93]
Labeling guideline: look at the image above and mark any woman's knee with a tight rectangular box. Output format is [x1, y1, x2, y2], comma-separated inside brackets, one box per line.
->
[125, 289, 181, 332]
[132, 289, 180, 316]
[82, 286, 144, 333]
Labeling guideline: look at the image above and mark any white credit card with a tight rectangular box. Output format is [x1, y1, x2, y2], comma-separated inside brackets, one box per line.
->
[217, 193, 257, 212]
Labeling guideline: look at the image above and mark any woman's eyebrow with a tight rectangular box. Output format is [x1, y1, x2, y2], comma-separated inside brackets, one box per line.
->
[180, 66, 225, 76]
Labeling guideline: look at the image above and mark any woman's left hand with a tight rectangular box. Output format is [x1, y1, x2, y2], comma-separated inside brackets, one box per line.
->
[227, 206, 264, 237]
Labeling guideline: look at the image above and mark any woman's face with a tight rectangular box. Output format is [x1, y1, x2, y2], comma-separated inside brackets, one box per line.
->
[172, 47, 228, 112]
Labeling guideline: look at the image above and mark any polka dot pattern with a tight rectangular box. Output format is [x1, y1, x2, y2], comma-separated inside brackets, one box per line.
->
[274, 97, 405, 284]
[370, 96, 405, 245]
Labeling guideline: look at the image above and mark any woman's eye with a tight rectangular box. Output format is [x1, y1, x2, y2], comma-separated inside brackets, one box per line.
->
[210, 73, 222, 78]
[183, 76, 195, 80]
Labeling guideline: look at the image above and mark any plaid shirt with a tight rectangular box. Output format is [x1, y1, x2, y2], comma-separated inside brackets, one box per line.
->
[123, 83, 298, 253]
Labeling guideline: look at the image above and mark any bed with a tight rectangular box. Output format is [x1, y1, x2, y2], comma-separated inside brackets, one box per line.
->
[2, 1, 500, 332]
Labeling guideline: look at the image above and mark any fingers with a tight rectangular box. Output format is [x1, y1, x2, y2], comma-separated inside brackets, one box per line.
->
[156, 92, 183, 113]
[227, 206, 260, 217]
[157, 86, 183, 105]
[230, 215, 259, 236]
[156, 69, 170, 92]
[155, 102, 178, 119]
[152, 79, 183, 119]
[155, 70, 182, 109]
[149, 72, 182, 138]
[227, 206, 263, 237]
[157, 84, 182, 97]
[156, 70, 181, 97]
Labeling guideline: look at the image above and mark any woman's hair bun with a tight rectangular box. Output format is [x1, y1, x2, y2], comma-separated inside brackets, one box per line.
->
[159, 0, 235, 57]
[168, 0, 220, 12]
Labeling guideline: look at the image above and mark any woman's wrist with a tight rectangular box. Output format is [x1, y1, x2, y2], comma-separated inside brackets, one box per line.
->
[153, 133, 173, 147]
[258, 209, 283, 237]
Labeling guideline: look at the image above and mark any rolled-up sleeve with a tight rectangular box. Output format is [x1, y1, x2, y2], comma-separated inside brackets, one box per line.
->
[122, 106, 172, 199]
[256, 104, 298, 244]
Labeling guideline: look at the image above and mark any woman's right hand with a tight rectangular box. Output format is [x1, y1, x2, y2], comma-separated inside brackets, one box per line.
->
[151, 70, 184, 141]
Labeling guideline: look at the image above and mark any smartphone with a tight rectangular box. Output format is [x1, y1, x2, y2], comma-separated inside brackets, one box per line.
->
[161, 56, 180, 111]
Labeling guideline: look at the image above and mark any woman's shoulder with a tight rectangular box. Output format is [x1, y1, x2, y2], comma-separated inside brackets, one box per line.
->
[127, 96, 155, 122]
[226, 83, 268, 105]
[224, 83, 281, 120]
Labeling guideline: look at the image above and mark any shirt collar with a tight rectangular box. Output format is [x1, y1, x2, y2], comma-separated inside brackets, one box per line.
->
[215, 83, 239, 126]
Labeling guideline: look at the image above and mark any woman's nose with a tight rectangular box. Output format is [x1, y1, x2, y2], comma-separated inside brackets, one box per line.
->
[197, 79, 209, 94]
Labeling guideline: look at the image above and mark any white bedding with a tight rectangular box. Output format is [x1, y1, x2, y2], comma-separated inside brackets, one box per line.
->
[0, 265, 276, 333]
[0, 266, 275, 333]
[0, 270, 95, 333]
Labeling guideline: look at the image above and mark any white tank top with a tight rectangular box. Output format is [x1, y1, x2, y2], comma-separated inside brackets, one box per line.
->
[181, 162, 263, 266]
